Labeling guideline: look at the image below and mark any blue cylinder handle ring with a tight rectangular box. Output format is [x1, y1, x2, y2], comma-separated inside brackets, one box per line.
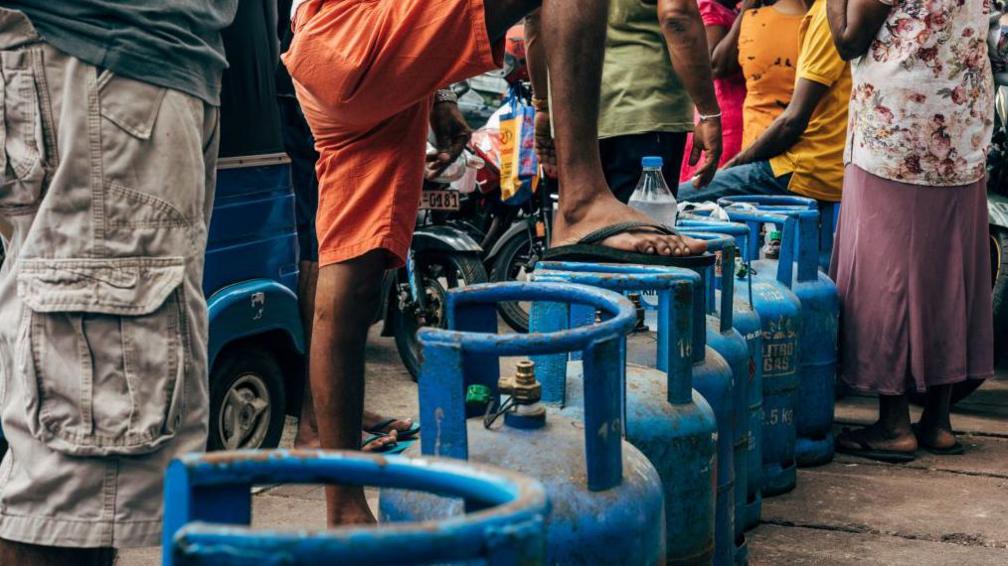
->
[425, 281, 637, 355]
[163, 450, 549, 566]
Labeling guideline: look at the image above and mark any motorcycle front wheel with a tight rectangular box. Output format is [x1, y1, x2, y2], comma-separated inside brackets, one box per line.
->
[490, 229, 545, 333]
[390, 251, 488, 380]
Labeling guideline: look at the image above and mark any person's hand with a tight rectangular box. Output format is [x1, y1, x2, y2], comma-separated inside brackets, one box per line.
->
[721, 154, 741, 170]
[426, 100, 472, 179]
[534, 108, 558, 179]
[687, 117, 723, 188]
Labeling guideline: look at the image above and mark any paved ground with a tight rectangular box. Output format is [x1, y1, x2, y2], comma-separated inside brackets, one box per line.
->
[122, 327, 1008, 565]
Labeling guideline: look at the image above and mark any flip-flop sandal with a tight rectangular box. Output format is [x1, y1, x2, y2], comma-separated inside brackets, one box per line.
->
[911, 423, 965, 456]
[543, 221, 714, 267]
[362, 434, 415, 455]
[835, 427, 916, 463]
[365, 418, 420, 440]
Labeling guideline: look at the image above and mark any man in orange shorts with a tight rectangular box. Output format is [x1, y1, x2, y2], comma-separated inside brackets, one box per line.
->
[283, 0, 705, 524]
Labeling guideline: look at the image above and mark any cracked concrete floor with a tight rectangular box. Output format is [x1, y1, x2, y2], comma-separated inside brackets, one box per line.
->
[122, 327, 1008, 565]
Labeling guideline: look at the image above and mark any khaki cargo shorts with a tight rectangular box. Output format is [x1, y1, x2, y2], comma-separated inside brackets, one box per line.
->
[0, 9, 218, 548]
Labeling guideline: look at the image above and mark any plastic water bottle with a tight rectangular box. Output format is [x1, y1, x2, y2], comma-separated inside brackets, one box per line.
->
[628, 156, 678, 228]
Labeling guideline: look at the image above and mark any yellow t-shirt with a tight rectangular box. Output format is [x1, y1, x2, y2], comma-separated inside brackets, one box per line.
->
[768, 0, 850, 202]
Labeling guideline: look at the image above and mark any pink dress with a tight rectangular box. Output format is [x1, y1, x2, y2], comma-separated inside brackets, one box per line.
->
[680, 0, 746, 182]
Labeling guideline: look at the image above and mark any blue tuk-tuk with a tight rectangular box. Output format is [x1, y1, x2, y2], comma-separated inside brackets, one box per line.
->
[202, 0, 305, 451]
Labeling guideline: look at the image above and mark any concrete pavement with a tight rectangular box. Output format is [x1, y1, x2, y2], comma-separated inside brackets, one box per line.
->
[122, 328, 1008, 565]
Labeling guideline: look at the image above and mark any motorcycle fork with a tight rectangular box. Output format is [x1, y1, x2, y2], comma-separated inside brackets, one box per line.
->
[405, 249, 427, 314]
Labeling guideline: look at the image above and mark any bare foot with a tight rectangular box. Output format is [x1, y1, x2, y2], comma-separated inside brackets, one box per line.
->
[361, 430, 398, 453]
[836, 423, 917, 454]
[553, 193, 707, 256]
[914, 420, 959, 452]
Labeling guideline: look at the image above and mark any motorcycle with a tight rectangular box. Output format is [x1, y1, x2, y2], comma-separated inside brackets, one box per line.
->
[378, 151, 489, 379]
[483, 177, 554, 333]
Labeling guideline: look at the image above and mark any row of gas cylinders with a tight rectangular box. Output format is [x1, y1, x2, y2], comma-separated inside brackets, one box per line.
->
[162, 195, 839, 565]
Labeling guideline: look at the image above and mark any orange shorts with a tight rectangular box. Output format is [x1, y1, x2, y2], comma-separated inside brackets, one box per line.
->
[283, 0, 501, 267]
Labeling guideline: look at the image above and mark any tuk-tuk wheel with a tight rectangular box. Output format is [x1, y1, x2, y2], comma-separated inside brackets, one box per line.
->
[208, 347, 287, 451]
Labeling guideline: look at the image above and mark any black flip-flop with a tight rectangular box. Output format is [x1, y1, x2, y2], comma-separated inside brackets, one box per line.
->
[365, 418, 420, 440]
[835, 427, 917, 463]
[911, 423, 965, 455]
[543, 221, 714, 267]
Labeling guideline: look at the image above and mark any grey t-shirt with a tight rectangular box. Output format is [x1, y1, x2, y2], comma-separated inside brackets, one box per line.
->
[6, 1, 239, 105]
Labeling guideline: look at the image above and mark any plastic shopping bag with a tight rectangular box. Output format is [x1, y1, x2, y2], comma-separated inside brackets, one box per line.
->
[498, 87, 539, 205]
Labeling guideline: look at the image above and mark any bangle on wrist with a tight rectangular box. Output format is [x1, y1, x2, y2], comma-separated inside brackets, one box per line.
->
[531, 96, 549, 112]
[698, 111, 722, 123]
[434, 88, 458, 105]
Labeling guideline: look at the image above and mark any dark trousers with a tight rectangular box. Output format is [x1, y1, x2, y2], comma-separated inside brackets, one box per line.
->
[280, 95, 321, 262]
[599, 131, 688, 203]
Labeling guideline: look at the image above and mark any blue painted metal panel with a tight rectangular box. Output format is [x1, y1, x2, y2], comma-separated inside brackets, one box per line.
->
[205, 163, 299, 298]
[380, 282, 666, 564]
[206, 279, 305, 366]
[163, 450, 549, 565]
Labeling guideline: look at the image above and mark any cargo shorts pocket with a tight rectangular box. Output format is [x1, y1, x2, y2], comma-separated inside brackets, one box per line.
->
[15, 257, 188, 456]
[0, 45, 49, 212]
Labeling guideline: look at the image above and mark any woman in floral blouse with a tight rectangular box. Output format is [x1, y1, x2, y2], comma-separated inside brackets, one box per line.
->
[827, 0, 996, 462]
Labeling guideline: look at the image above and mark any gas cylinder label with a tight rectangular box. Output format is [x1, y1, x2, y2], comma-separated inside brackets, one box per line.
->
[764, 407, 794, 426]
[762, 317, 798, 376]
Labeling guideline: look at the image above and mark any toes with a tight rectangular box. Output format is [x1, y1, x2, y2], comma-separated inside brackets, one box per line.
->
[634, 238, 655, 254]
[664, 236, 687, 256]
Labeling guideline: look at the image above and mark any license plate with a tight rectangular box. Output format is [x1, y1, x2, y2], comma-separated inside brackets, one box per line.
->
[420, 190, 460, 211]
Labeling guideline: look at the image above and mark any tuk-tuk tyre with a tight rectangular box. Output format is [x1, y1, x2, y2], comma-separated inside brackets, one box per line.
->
[208, 348, 287, 451]
[908, 226, 1007, 406]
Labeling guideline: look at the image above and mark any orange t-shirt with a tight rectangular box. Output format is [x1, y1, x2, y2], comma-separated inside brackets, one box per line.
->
[737, 6, 804, 149]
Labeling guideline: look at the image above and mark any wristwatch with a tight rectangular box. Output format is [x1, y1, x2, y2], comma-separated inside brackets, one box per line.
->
[434, 88, 458, 105]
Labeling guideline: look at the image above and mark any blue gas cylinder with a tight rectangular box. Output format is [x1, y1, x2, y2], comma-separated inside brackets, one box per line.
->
[162, 450, 549, 566]
[564, 256, 736, 565]
[531, 263, 718, 564]
[681, 216, 802, 499]
[379, 282, 666, 564]
[721, 199, 839, 467]
[678, 232, 752, 564]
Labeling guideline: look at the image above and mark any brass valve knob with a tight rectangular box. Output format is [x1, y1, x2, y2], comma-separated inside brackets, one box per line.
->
[498, 360, 542, 404]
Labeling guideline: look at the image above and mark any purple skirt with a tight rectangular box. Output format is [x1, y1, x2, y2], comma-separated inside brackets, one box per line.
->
[830, 165, 994, 395]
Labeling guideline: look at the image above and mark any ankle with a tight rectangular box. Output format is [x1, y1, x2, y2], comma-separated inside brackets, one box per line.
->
[557, 190, 617, 225]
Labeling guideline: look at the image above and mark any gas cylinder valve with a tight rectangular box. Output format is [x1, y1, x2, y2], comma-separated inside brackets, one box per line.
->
[498, 360, 541, 404]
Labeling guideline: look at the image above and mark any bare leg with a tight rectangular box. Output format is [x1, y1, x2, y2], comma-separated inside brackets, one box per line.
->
[533, 0, 705, 256]
[312, 250, 396, 525]
[295, 260, 320, 449]
[0, 539, 114, 566]
[917, 384, 957, 450]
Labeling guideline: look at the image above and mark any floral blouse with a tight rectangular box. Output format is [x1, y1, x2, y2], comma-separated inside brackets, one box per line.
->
[846, 0, 996, 186]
